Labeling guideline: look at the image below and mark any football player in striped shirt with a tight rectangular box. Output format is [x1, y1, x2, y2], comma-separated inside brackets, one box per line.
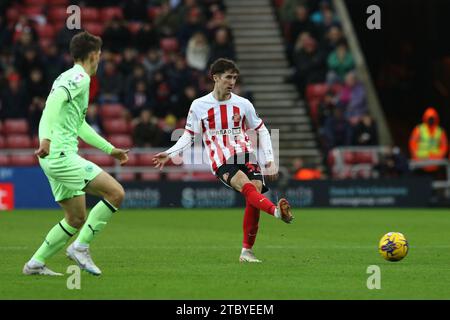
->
[153, 58, 294, 263]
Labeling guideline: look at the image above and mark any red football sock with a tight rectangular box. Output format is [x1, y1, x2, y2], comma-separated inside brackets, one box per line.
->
[241, 183, 276, 215]
[243, 202, 260, 249]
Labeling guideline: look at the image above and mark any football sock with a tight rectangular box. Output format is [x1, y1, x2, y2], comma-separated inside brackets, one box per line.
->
[241, 183, 276, 215]
[243, 202, 260, 249]
[31, 219, 78, 264]
[75, 199, 117, 246]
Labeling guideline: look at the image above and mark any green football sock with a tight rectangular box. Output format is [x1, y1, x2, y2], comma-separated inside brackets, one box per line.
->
[32, 219, 78, 264]
[76, 199, 117, 246]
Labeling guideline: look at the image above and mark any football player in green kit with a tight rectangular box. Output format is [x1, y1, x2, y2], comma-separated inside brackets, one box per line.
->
[23, 31, 129, 276]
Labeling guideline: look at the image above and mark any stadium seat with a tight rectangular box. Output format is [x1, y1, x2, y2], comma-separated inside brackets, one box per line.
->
[5, 135, 32, 148]
[308, 99, 320, 124]
[343, 151, 356, 164]
[31, 135, 39, 148]
[166, 172, 185, 181]
[3, 119, 29, 134]
[82, 22, 103, 36]
[35, 24, 56, 39]
[24, 0, 46, 5]
[274, 0, 284, 8]
[192, 172, 216, 181]
[0, 136, 5, 149]
[22, 6, 44, 16]
[160, 38, 179, 53]
[80, 7, 100, 23]
[306, 83, 329, 102]
[355, 151, 375, 164]
[147, 6, 162, 20]
[103, 118, 130, 135]
[141, 172, 160, 181]
[6, 7, 20, 24]
[84, 154, 114, 167]
[0, 155, 9, 166]
[108, 134, 133, 149]
[99, 104, 125, 119]
[136, 153, 156, 166]
[48, 7, 68, 23]
[100, 7, 124, 22]
[78, 139, 94, 149]
[117, 172, 135, 181]
[49, 0, 69, 6]
[127, 22, 142, 34]
[10, 154, 38, 166]
[124, 153, 137, 166]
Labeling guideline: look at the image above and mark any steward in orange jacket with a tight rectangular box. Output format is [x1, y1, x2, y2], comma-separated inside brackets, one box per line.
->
[409, 107, 448, 172]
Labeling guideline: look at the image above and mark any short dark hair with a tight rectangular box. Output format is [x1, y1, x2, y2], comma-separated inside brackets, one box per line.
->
[209, 58, 240, 76]
[69, 31, 102, 62]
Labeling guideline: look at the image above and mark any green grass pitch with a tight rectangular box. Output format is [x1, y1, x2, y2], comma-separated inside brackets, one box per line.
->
[1, 208, 449, 299]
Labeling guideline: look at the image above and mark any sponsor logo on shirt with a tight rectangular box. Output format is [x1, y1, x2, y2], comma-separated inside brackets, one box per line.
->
[208, 128, 242, 136]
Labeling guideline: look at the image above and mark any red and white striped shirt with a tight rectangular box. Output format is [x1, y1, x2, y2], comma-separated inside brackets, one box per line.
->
[185, 92, 266, 172]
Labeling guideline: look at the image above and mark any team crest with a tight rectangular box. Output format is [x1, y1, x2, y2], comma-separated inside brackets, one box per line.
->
[232, 113, 241, 122]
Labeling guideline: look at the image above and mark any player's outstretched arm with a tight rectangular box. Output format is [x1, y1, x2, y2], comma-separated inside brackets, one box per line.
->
[78, 120, 129, 165]
[152, 152, 170, 170]
[152, 130, 194, 171]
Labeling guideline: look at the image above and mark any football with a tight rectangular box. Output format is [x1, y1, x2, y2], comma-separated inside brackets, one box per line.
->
[379, 232, 409, 261]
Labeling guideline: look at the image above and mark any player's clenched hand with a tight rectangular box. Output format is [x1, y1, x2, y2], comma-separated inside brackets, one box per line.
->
[111, 148, 129, 166]
[264, 161, 279, 181]
[152, 152, 170, 170]
[35, 139, 51, 158]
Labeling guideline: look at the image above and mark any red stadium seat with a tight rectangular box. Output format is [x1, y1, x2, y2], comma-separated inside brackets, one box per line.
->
[308, 99, 320, 124]
[0, 155, 9, 166]
[123, 153, 137, 166]
[147, 7, 162, 20]
[103, 119, 130, 135]
[141, 172, 160, 181]
[35, 24, 56, 39]
[82, 22, 103, 36]
[31, 135, 39, 148]
[354, 151, 375, 164]
[10, 154, 38, 166]
[80, 7, 100, 22]
[6, 7, 20, 24]
[127, 22, 142, 34]
[343, 151, 356, 164]
[166, 172, 186, 180]
[108, 135, 133, 149]
[99, 104, 125, 119]
[22, 6, 44, 16]
[117, 172, 135, 181]
[136, 153, 155, 166]
[306, 83, 329, 102]
[0, 136, 5, 149]
[48, 7, 68, 23]
[3, 119, 29, 134]
[160, 38, 179, 53]
[49, 0, 69, 5]
[24, 0, 47, 5]
[192, 172, 216, 181]
[100, 7, 124, 22]
[274, 0, 284, 8]
[84, 154, 114, 167]
[6, 135, 32, 148]
[78, 138, 94, 149]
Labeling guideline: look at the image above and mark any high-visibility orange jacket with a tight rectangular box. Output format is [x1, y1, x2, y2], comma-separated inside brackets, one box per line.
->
[409, 107, 448, 171]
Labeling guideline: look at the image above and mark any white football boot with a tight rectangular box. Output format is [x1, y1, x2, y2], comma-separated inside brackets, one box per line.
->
[66, 243, 102, 276]
[23, 261, 63, 276]
[239, 249, 262, 263]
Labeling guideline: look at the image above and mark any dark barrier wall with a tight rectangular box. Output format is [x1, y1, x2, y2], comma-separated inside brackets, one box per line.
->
[0, 168, 432, 209]
[89, 178, 433, 209]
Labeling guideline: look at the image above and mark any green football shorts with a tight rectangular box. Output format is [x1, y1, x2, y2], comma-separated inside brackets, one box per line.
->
[39, 152, 103, 202]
